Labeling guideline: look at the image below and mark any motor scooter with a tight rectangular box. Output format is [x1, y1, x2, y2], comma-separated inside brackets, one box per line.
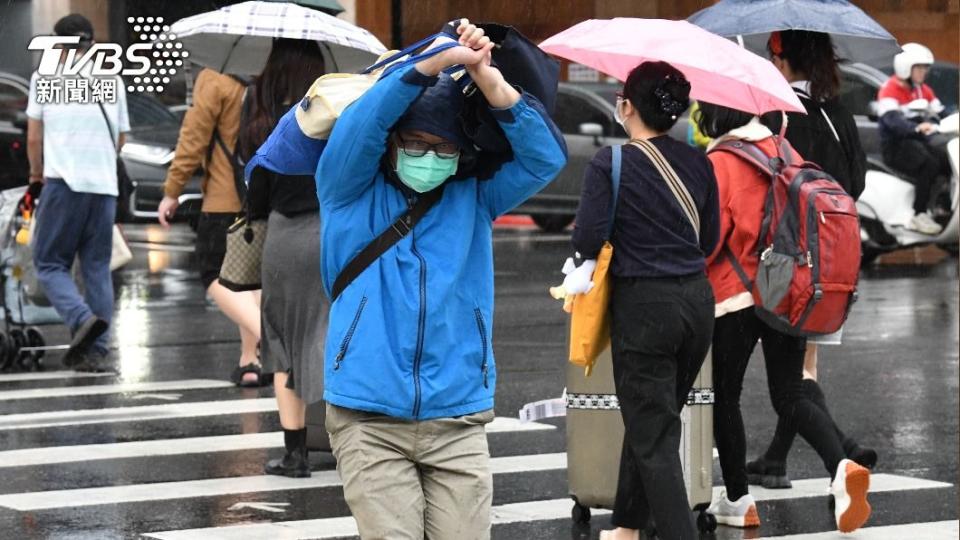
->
[856, 112, 959, 265]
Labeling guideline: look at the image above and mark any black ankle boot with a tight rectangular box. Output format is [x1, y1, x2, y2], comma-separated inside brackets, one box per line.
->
[746, 455, 792, 489]
[265, 428, 310, 478]
[846, 443, 878, 469]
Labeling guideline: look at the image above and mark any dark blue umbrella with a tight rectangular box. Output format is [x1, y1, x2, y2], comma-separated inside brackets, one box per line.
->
[688, 0, 900, 65]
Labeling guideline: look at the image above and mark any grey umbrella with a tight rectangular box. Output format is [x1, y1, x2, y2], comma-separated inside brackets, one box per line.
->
[688, 0, 901, 65]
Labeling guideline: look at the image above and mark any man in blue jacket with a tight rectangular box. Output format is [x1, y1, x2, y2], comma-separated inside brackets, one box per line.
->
[316, 19, 566, 539]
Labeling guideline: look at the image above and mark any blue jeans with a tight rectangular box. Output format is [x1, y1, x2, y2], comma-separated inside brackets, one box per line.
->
[32, 179, 115, 354]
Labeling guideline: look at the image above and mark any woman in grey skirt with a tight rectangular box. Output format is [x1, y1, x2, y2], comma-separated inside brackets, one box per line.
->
[239, 38, 328, 477]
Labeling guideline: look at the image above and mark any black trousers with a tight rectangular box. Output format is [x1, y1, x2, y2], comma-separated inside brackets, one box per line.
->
[883, 139, 952, 214]
[712, 308, 846, 501]
[609, 274, 714, 539]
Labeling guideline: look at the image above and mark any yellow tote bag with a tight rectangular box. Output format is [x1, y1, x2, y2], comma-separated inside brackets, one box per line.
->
[568, 241, 614, 376]
[566, 144, 623, 377]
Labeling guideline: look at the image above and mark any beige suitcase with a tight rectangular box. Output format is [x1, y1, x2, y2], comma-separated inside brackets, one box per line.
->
[565, 348, 717, 533]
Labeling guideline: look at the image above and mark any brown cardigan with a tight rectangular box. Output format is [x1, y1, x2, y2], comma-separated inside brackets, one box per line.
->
[163, 68, 245, 213]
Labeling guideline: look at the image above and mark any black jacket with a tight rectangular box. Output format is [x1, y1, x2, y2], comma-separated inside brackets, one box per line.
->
[766, 90, 866, 200]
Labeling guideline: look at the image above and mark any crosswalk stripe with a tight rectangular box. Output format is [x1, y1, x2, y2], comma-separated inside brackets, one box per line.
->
[0, 417, 552, 467]
[0, 379, 234, 401]
[0, 398, 279, 430]
[0, 432, 283, 468]
[0, 371, 115, 383]
[733, 473, 953, 503]
[758, 520, 959, 539]
[145, 497, 608, 539]
[0, 452, 567, 511]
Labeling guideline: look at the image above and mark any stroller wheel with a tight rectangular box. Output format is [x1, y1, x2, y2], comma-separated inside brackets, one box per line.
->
[0, 333, 12, 371]
[10, 329, 29, 371]
[26, 327, 45, 370]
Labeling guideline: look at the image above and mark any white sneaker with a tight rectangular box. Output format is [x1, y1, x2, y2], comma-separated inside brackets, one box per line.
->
[831, 458, 871, 533]
[907, 212, 943, 235]
[707, 491, 760, 528]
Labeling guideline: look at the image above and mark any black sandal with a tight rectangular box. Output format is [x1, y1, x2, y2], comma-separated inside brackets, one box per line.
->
[231, 362, 264, 388]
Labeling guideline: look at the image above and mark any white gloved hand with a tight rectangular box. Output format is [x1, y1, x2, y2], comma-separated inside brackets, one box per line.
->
[561, 258, 596, 295]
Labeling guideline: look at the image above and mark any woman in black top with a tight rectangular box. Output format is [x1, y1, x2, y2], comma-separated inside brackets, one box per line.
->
[747, 30, 876, 490]
[239, 38, 327, 478]
[571, 61, 720, 540]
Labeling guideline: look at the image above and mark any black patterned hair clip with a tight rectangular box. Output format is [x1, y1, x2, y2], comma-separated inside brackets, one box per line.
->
[654, 87, 687, 118]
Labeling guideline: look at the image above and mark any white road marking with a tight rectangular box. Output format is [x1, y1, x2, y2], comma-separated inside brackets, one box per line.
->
[144, 497, 609, 539]
[129, 393, 183, 401]
[0, 371, 114, 383]
[0, 432, 284, 468]
[0, 398, 278, 431]
[227, 502, 289, 514]
[758, 520, 959, 539]
[0, 453, 567, 511]
[0, 379, 232, 401]
[0, 416, 551, 467]
[727, 473, 953, 503]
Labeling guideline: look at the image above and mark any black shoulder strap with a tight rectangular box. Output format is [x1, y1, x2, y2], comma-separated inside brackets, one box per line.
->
[724, 247, 754, 291]
[95, 102, 119, 157]
[211, 129, 247, 202]
[331, 186, 446, 301]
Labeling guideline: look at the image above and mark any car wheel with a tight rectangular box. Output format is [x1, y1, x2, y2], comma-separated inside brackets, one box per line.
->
[531, 214, 574, 233]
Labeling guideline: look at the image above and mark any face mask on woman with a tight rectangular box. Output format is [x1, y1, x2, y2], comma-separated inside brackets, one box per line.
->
[614, 97, 631, 137]
[395, 149, 459, 193]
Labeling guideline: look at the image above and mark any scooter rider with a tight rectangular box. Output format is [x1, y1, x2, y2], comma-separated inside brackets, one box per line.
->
[877, 43, 951, 235]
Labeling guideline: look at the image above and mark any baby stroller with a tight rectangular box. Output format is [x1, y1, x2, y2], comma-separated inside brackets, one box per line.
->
[0, 186, 64, 371]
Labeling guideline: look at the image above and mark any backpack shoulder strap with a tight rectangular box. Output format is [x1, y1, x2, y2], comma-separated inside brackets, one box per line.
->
[331, 185, 446, 301]
[710, 140, 779, 177]
[211, 129, 247, 201]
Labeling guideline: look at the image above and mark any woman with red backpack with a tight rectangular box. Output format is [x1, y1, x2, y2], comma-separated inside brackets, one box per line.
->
[747, 29, 877, 492]
[698, 101, 871, 534]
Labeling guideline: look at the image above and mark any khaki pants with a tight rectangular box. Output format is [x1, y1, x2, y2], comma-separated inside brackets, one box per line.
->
[326, 403, 494, 540]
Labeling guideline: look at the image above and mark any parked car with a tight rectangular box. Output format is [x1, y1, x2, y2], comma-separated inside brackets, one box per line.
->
[0, 70, 202, 224]
[0, 73, 30, 192]
[522, 61, 959, 232]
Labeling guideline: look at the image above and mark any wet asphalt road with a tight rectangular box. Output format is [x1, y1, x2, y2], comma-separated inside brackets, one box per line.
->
[0, 222, 955, 539]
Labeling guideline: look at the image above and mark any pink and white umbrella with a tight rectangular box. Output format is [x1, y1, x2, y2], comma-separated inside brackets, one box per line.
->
[540, 18, 805, 115]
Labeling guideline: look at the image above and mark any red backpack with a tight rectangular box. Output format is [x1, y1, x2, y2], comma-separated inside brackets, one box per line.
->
[711, 137, 860, 336]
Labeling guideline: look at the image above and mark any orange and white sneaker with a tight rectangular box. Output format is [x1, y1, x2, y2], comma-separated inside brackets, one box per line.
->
[831, 458, 872, 532]
[707, 491, 760, 528]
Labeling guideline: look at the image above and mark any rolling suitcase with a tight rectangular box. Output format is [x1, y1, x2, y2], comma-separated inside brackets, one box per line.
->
[304, 401, 332, 452]
[566, 348, 717, 533]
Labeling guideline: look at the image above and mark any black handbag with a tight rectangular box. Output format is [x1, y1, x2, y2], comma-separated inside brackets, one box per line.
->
[447, 22, 560, 180]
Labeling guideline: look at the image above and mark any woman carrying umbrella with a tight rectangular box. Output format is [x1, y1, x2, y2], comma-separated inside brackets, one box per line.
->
[699, 101, 872, 533]
[747, 29, 876, 491]
[239, 38, 328, 478]
[570, 61, 721, 540]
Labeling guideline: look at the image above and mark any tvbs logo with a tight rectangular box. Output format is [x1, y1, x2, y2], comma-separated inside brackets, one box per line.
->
[27, 17, 186, 94]
[28, 36, 152, 77]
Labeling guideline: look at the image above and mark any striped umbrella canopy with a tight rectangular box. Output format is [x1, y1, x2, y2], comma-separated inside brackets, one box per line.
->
[168, 1, 386, 75]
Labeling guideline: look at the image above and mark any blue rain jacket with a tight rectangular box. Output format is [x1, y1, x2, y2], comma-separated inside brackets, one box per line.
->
[316, 65, 566, 420]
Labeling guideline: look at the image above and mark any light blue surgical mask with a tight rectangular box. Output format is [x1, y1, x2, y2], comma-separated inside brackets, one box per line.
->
[395, 150, 458, 193]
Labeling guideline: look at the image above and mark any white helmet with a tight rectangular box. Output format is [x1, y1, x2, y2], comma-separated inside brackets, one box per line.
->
[893, 43, 934, 80]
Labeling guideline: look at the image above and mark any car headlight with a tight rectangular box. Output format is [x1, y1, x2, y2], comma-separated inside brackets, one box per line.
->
[121, 143, 174, 166]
